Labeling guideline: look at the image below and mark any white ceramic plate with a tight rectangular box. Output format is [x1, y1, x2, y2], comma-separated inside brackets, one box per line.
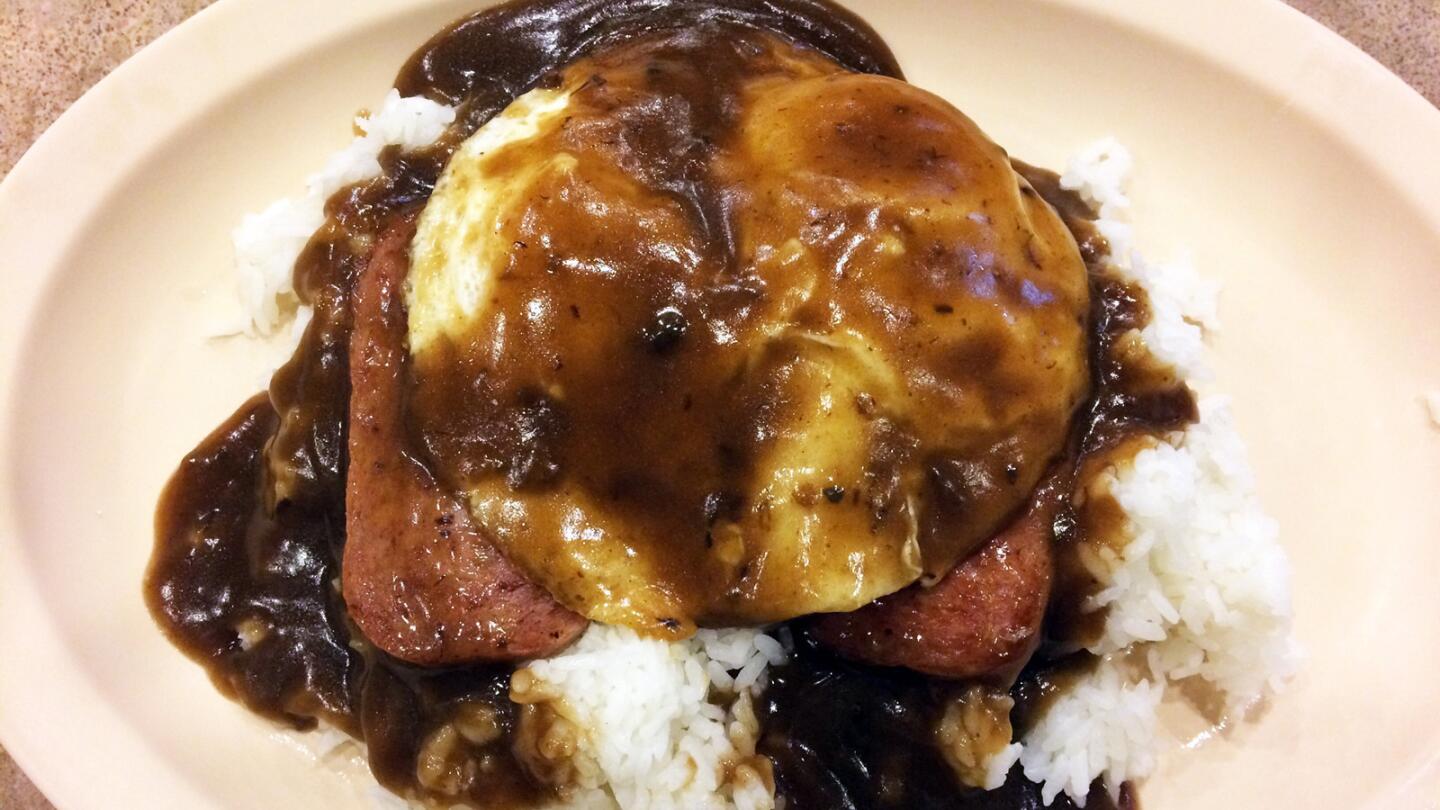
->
[3, 0, 1439, 807]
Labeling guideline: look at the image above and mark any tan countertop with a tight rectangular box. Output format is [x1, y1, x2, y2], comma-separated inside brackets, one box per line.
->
[0, 0, 1437, 806]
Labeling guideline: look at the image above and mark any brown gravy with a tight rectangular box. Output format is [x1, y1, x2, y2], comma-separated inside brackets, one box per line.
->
[146, 0, 1191, 806]
[761, 633, 1136, 810]
[404, 25, 1091, 633]
[1017, 164, 1197, 652]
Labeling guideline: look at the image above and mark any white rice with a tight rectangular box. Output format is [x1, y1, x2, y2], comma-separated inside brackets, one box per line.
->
[229, 90, 456, 337]
[934, 686, 1024, 791]
[1089, 398, 1297, 705]
[229, 105, 1294, 808]
[1019, 656, 1162, 806]
[985, 743, 1025, 791]
[1014, 140, 1296, 806]
[510, 624, 789, 810]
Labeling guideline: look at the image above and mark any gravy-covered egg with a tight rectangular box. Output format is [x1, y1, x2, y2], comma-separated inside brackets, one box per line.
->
[405, 26, 1090, 636]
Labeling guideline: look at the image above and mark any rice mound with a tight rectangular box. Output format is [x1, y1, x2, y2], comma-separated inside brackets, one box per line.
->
[1014, 139, 1297, 806]
[1019, 655, 1163, 805]
[512, 625, 789, 810]
[230, 90, 455, 337]
[230, 103, 1294, 808]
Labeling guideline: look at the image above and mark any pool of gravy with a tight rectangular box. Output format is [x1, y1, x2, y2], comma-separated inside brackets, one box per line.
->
[147, 0, 1191, 806]
[761, 633, 1137, 810]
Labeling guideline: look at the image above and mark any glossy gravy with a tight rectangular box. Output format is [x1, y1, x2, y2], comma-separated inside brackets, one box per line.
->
[148, 0, 1190, 806]
[403, 26, 1091, 633]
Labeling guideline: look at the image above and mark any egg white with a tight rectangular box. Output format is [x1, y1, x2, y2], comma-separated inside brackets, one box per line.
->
[407, 86, 576, 354]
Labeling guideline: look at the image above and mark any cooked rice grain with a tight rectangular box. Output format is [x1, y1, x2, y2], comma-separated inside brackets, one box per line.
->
[231, 91, 455, 336]
[1016, 140, 1296, 806]
[512, 624, 789, 810]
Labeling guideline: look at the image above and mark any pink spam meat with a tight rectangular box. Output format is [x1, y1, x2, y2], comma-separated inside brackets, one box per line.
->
[342, 219, 586, 665]
[810, 484, 1058, 681]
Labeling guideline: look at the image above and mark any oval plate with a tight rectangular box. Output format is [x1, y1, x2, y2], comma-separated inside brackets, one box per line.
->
[2, 1, 1438, 807]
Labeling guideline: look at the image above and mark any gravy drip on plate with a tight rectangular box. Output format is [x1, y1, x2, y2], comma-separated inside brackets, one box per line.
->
[146, 0, 1191, 806]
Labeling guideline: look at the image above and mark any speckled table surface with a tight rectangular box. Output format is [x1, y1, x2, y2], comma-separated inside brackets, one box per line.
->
[0, 0, 1437, 806]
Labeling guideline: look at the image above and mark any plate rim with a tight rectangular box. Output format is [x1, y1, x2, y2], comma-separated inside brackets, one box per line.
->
[2, 0, 1439, 807]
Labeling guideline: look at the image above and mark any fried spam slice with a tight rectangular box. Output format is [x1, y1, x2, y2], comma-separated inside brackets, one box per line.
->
[344, 219, 586, 665]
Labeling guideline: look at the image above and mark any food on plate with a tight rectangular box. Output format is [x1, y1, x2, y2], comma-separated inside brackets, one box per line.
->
[347, 216, 588, 664]
[403, 24, 1089, 637]
[146, 0, 1295, 807]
